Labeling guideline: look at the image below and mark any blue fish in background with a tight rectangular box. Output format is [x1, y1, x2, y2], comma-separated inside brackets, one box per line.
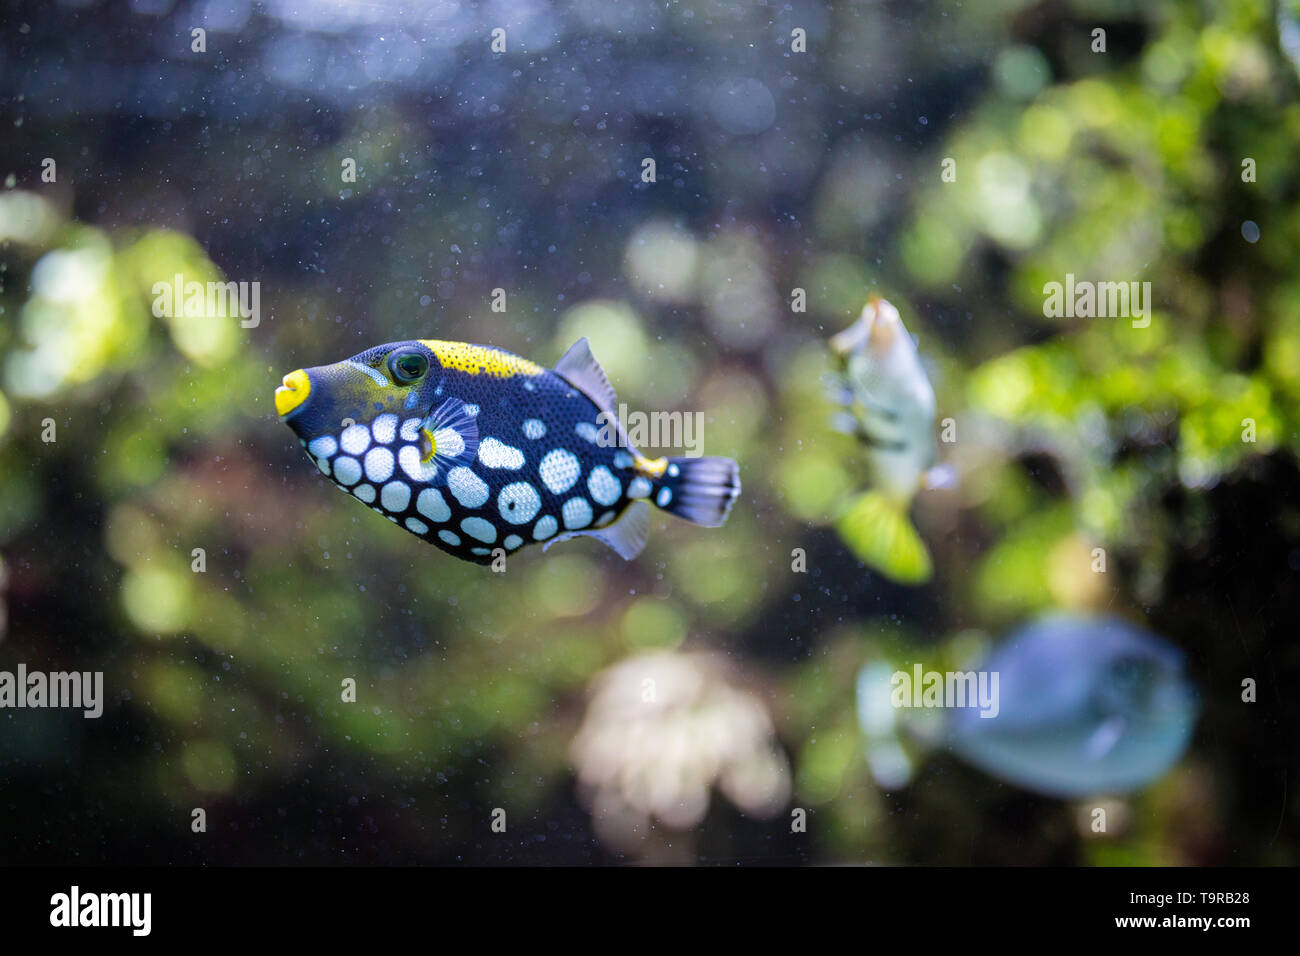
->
[947, 614, 1199, 797]
[857, 614, 1199, 798]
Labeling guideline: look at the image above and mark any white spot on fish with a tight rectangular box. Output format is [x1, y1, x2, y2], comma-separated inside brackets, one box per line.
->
[533, 515, 557, 540]
[400, 418, 421, 442]
[381, 481, 411, 513]
[497, 481, 542, 525]
[334, 456, 362, 486]
[461, 517, 496, 543]
[405, 517, 429, 535]
[372, 414, 398, 444]
[628, 476, 652, 499]
[478, 437, 525, 469]
[575, 421, 599, 444]
[399, 444, 439, 481]
[539, 448, 581, 494]
[417, 488, 451, 523]
[348, 361, 390, 387]
[562, 497, 593, 530]
[657, 487, 672, 507]
[354, 483, 376, 503]
[434, 426, 465, 459]
[464, 404, 480, 416]
[503, 534, 523, 550]
[340, 423, 371, 456]
[316, 457, 331, 476]
[522, 418, 546, 440]
[308, 436, 337, 458]
[438, 530, 461, 547]
[447, 466, 489, 508]
[613, 451, 634, 469]
[364, 446, 395, 483]
[587, 466, 621, 506]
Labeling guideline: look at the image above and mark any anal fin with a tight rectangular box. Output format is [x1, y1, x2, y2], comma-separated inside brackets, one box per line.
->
[542, 500, 650, 560]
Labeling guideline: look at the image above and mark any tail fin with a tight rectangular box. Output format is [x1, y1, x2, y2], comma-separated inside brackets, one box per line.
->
[649, 456, 741, 527]
[835, 490, 932, 584]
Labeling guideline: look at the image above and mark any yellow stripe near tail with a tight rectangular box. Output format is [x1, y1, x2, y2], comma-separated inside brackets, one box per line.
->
[836, 490, 932, 585]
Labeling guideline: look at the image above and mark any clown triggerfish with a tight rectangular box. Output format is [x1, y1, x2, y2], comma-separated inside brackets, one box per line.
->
[275, 337, 741, 565]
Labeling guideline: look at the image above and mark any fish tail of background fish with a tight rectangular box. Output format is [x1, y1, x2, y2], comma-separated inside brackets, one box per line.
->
[835, 489, 933, 584]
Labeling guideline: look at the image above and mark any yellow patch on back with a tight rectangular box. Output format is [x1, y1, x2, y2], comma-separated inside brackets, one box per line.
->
[419, 340, 543, 378]
[635, 455, 668, 478]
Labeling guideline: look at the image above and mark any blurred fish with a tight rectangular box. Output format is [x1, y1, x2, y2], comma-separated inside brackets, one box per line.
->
[1280, 0, 1300, 78]
[275, 338, 740, 565]
[856, 614, 1199, 797]
[945, 614, 1198, 796]
[829, 297, 946, 583]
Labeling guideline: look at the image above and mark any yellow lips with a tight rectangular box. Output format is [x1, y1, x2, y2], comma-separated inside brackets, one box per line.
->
[275, 369, 310, 416]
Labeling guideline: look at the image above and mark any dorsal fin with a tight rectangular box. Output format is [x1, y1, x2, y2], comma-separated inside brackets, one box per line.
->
[553, 338, 619, 416]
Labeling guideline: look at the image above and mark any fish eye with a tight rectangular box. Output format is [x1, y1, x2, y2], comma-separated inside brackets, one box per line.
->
[388, 350, 429, 384]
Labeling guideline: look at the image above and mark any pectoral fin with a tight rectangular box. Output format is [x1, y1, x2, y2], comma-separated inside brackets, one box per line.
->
[836, 490, 932, 585]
